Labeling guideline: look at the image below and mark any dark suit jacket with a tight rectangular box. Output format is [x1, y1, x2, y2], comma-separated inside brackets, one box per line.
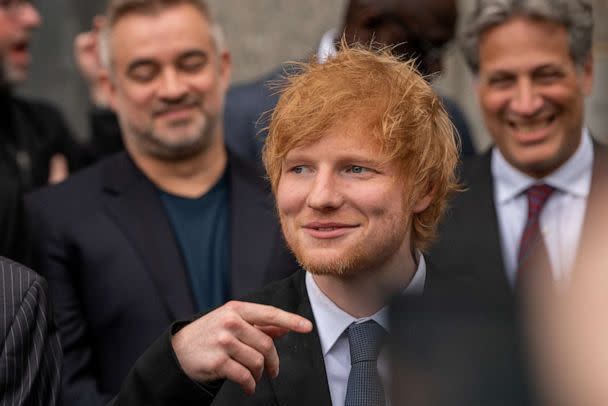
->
[0, 175, 28, 263]
[109, 264, 445, 406]
[428, 142, 608, 305]
[225, 66, 477, 168]
[0, 91, 85, 192]
[0, 256, 62, 406]
[25, 151, 300, 406]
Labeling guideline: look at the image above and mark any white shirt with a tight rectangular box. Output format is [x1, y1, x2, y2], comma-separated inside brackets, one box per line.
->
[492, 129, 593, 286]
[317, 29, 338, 63]
[305, 255, 426, 406]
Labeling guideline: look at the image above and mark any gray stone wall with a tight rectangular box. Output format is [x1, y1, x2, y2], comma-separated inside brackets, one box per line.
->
[18, 0, 608, 148]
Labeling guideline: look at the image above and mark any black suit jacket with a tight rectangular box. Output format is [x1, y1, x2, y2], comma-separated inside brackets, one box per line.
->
[0, 91, 85, 192]
[0, 256, 62, 406]
[428, 142, 608, 304]
[109, 265, 444, 406]
[0, 175, 28, 263]
[25, 151, 299, 406]
[224, 66, 477, 168]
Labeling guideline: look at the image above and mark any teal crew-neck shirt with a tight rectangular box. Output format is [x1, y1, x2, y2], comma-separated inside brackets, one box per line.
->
[159, 171, 230, 312]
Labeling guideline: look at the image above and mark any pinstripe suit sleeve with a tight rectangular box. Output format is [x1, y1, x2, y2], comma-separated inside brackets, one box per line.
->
[0, 257, 62, 406]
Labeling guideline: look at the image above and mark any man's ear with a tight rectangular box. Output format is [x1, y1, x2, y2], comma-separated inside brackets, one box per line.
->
[98, 68, 116, 111]
[218, 50, 232, 93]
[581, 52, 594, 96]
[412, 188, 434, 214]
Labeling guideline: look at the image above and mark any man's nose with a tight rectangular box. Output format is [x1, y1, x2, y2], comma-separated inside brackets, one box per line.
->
[158, 69, 188, 101]
[510, 78, 543, 116]
[306, 171, 344, 211]
[19, 2, 42, 29]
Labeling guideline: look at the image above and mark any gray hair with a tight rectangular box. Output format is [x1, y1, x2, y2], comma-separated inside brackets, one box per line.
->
[461, 0, 593, 73]
[98, 0, 226, 71]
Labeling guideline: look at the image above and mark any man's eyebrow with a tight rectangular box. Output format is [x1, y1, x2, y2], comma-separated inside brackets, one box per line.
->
[533, 63, 563, 72]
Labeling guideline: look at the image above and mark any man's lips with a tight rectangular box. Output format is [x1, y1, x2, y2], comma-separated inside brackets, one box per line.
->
[153, 104, 197, 120]
[8, 39, 30, 63]
[505, 113, 557, 144]
[302, 222, 359, 239]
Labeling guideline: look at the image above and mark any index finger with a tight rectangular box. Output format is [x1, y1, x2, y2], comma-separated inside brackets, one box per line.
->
[228, 302, 313, 334]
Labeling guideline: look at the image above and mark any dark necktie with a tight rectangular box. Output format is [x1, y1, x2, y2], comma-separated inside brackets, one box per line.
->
[344, 320, 387, 406]
[516, 184, 555, 286]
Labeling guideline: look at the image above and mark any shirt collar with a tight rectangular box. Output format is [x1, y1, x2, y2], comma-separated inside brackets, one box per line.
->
[306, 253, 427, 356]
[492, 128, 593, 204]
[317, 29, 338, 63]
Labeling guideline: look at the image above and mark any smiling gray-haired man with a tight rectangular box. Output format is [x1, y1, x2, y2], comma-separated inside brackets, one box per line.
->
[429, 0, 607, 301]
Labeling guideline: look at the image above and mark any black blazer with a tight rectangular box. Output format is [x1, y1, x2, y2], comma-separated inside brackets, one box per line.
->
[25, 151, 299, 406]
[0, 175, 28, 263]
[0, 92, 85, 192]
[428, 142, 608, 304]
[0, 256, 62, 406]
[109, 263, 443, 406]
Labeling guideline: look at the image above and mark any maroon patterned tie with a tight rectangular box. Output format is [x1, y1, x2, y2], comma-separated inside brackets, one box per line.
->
[516, 184, 555, 285]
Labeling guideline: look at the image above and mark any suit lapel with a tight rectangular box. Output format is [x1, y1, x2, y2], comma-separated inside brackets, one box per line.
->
[271, 272, 332, 406]
[461, 152, 512, 301]
[101, 153, 195, 320]
[228, 152, 283, 297]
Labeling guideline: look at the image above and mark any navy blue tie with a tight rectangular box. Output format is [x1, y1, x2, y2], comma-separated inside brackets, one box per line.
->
[345, 320, 387, 406]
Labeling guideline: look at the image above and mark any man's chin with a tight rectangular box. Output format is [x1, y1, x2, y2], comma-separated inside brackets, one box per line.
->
[1, 63, 28, 86]
[295, 253, 363, 277]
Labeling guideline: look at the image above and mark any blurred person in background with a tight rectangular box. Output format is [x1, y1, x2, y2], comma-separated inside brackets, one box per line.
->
[225, 0, 476, 168]
[0, 0, 84, 193]
[73, 0, 476, 168]
[428, 0, 603, 304]
[25, 0, 299, 404]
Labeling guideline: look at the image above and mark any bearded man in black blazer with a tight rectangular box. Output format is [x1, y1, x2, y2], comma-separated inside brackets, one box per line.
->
[25, 1, 298, 405]
[109, 42, 460, 406]
[428, 0, 605, 303]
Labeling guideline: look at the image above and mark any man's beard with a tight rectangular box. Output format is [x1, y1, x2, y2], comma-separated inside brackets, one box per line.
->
[126, 110, 218, 161]
[281, 212, 410, 278]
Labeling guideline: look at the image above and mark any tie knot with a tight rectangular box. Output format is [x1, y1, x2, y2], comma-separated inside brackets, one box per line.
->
[526, 184, 554, 217]
[347, 320, 386, 364]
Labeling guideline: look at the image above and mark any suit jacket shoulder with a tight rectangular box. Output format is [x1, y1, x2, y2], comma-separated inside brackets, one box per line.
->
[0, 257, 62, 406]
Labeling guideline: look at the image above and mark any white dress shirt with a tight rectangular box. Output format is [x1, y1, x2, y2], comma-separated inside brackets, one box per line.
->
[305, 254, 426, 406]
[317, 29, 338, 63]
[492, 129, 593, 286]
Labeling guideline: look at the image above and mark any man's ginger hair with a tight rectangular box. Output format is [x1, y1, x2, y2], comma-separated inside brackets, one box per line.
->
[263, 42, 460, 252]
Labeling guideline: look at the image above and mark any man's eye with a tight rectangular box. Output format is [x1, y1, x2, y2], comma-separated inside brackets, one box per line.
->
[180, 55, 207, 73]
[535, 71, 562, 84]
[488, 76, 514, 87]
[128, 65, 159, 82]
[348, 166, 368, 174]
[291, 166, 306, 174]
